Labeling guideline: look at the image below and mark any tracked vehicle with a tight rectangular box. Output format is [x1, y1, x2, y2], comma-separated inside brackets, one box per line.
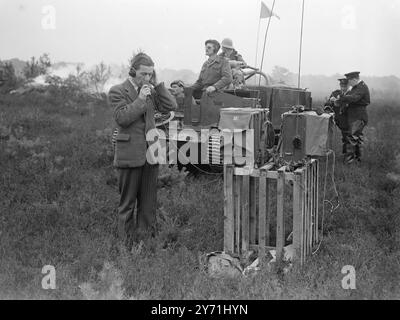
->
[159, 69, 312, 173]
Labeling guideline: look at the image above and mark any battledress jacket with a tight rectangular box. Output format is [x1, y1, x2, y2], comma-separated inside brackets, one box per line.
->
[324, 89, 349, 131]
[219, 49, 246, 63]
[339, 80, 370, 124]
[325, 89, 348, 112]
[325, 90, 342, 107]
[108, 80, 177, 168]
[191, 55, 233, 91]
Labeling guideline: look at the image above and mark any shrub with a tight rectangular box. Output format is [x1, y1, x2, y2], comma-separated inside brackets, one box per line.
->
[23, 54, 51, 79]
[0, 61, 22, 93]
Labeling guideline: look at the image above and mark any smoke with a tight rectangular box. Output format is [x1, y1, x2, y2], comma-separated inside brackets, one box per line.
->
[29, 63, 126, 93]
[103, 77, 124, 93]
[32, 75, 47, 86]
[28, 62, 199, 93]
[30, 64, 81, 87]
[51, 65, 79, 78]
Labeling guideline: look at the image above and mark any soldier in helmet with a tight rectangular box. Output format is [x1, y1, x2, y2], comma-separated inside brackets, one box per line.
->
[219, 38, 247, 89]
[191, 39, 232, 94]
[337, 71, 371, 163]
[324, 78, 351, 155]
[219, 38, 247, 68]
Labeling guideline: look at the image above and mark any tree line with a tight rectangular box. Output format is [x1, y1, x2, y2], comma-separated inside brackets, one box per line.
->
[0, 53, 112, 99]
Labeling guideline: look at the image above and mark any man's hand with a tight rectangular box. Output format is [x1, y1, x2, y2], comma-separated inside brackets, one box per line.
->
[329, 96, 337, 102]
[139, 85, 152, 100]
[229, 61, 246, 68]
[205, 86, 216, 94]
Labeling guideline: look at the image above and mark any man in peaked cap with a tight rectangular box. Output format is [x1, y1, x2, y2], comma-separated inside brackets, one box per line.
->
[338, 71, 371, 163]
[325, 78, 351, 155]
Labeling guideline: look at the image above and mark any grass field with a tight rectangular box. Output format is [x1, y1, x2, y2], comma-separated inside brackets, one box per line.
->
[0, 91, 399, 299]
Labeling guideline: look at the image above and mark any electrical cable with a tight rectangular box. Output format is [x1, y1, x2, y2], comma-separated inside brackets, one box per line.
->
[312, 149, 340, 255]
[194, 176, 224, 187]
[329, 150, 340, 208]
[312, 151, 329, 255]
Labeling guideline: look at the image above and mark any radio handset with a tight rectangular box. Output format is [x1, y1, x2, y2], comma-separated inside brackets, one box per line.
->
[139, 84, 156, 101]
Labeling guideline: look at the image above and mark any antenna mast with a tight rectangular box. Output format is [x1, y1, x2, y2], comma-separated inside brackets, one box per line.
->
[258, 0, 276, 86]
[297, 0, 305, 88]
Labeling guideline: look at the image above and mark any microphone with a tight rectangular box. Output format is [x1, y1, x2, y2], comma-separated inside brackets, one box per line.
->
[141, 83, 156, 96]
[138, 83, 153, 99]
[140, 84, 157, 105]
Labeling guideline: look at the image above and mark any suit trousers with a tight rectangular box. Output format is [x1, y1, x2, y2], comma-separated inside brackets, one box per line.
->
[117, 162, 159, 244]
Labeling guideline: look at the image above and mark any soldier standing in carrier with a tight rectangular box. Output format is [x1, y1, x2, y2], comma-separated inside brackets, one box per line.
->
[338, 71, 371, 164]
[191, 39, 232, 93]
[108, 52, 177, 249]
[324, 78, 351, 155]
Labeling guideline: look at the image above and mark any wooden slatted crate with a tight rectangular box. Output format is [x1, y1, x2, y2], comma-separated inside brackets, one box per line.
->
[223, 159, 319, 265]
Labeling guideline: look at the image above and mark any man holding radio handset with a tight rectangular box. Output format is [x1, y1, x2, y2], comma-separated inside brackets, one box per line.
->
[108, 52, 177, 250]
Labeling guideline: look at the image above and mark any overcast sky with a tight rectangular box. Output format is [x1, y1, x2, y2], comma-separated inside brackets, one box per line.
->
[1, 0, 399, 76]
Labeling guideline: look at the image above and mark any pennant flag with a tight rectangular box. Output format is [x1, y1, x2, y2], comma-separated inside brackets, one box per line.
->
[260, 1, 280, 19]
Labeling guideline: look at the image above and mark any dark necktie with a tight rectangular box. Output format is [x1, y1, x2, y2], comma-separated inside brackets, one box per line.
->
[144, 96, 156, 134]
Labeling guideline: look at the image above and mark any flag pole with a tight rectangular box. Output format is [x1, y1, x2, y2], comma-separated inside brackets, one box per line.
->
[254, 17, 261, 67]
[258, 0, 276, 86]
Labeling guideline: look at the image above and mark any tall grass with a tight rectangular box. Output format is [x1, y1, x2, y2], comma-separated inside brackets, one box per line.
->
[0, 92, 399, 299]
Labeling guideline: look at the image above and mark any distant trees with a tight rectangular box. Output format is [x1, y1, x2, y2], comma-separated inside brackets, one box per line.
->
[23, 53, 52, 79]
[271, 66, 296, 86]
[88, 62, 111, 96]
[1, 54, 112, 100]
[0, 61, 16, 84]
[45, 62, 112, 101]
[245, 65, 296, 87]
[45, 64, 90, 100]
[0, 60, 20, 92]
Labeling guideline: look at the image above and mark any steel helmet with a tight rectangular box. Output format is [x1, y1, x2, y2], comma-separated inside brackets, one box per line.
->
[221, 38, 234, 49]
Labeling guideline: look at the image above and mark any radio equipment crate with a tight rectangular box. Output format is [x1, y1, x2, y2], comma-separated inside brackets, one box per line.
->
[218, 108, 274, 168]
[223, 159, 319, 265]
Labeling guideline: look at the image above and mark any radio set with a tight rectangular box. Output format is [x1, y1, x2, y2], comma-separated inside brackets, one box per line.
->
[281, 110, 334, 161]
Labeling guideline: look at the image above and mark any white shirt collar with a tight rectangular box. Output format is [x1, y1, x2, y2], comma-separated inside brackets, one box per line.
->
[128, 76, 139, 91]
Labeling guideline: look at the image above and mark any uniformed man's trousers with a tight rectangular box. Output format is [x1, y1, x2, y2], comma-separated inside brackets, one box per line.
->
[345, 119, 366, 162]
[117, 162, 159, 247]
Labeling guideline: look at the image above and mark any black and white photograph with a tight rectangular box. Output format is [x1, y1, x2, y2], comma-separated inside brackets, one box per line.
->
[0, 0, 399, 305]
